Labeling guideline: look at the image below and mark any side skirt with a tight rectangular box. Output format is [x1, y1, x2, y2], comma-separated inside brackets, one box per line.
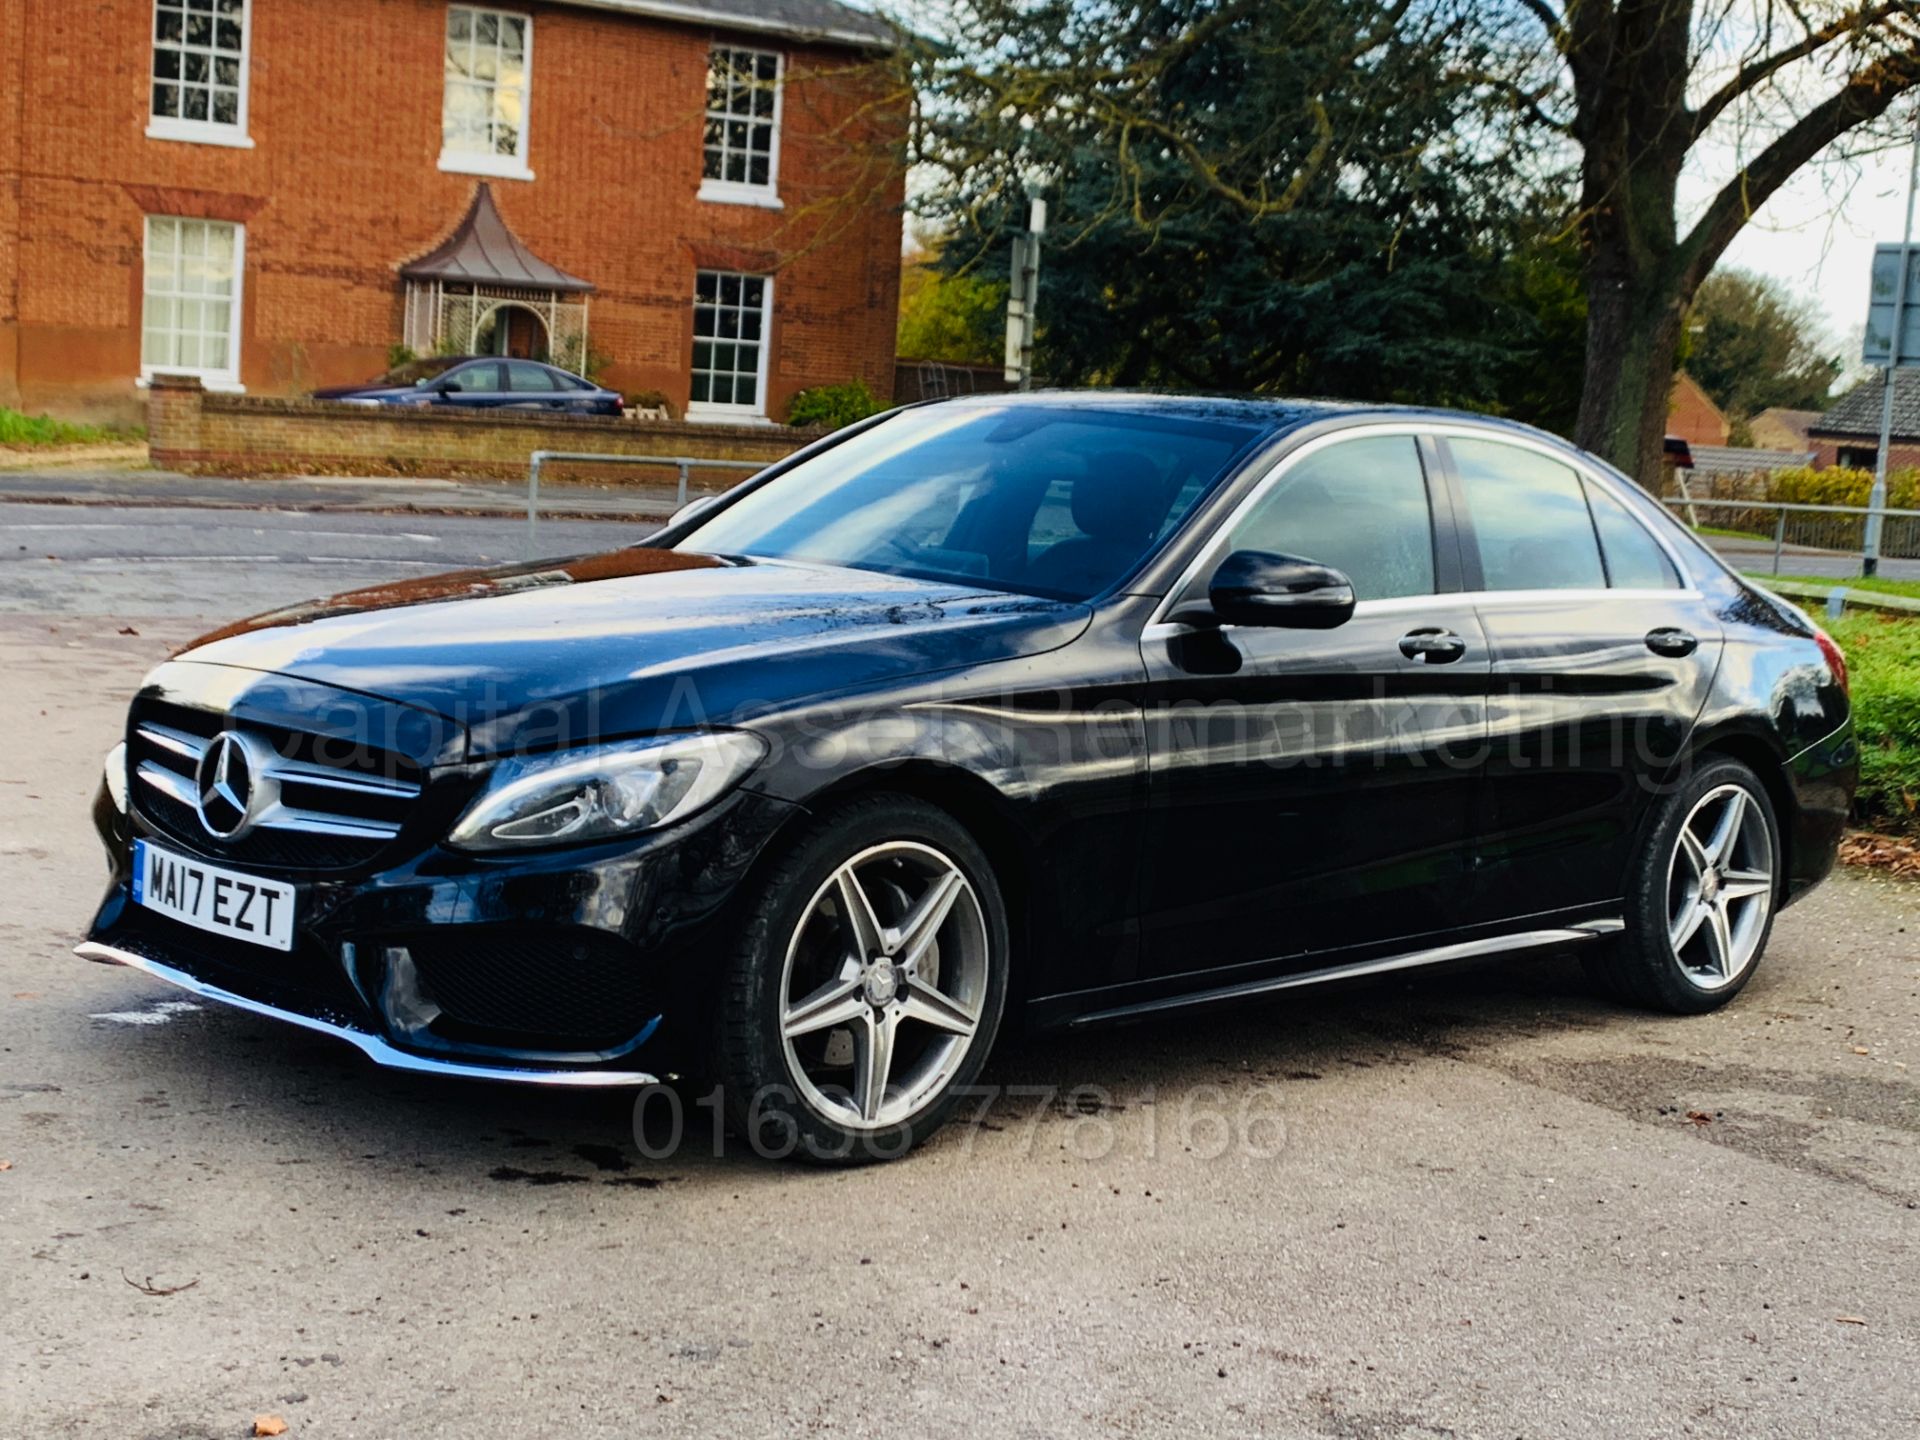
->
[1062, 920, 1623, 1029]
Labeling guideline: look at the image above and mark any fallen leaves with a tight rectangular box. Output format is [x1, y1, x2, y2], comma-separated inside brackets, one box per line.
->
[253, 1416, 290, 1436]
[1685, 1111, 1714, 1126]
[1835, 1315, 1868, 1327]
[1840, 830, 1920, 878]
[121, 1271, 199, 1297]
[0, 1160, 12, 1172]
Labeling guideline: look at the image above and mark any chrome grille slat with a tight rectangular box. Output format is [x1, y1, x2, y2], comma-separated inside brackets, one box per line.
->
[137, 722, 209, 763]
[254, 804, 402, 840]
[137, 761, 198, 807]
[267, 758, 420, 799]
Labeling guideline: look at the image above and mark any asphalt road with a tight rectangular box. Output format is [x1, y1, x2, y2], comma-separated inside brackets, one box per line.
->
[0, 501, 651, 617]
[2, 500, 1918, 1438]
[1712, 538, 1920, 582]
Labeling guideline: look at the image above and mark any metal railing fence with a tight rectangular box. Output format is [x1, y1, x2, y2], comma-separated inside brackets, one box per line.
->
[524, 451, 767, 552]
[1659, 496, 1920, 574]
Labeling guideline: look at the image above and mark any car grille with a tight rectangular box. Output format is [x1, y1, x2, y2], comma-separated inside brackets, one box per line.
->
[128, 700, 424, 872]
[402, 930, 661, 1050]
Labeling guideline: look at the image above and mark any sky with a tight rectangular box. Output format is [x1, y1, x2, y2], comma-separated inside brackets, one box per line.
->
[1701, 128, 1915, 379]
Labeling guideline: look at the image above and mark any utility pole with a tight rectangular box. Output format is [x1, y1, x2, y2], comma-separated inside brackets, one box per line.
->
[1004, 196, 1047, 392]
[1868, 121, 1920, 578]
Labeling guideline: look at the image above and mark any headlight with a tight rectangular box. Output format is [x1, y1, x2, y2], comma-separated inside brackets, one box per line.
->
[104, 741, 129, 814]
[446, 731, 767, 852]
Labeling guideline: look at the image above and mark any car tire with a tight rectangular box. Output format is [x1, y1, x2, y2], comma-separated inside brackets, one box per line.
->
[713, 793, 1010, 1163]
[1584, 756, 1782, 1014]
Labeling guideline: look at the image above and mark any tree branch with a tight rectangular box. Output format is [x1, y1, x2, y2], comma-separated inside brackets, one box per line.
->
[1691, 2, 1919, 138]
[1516, 0, 1568, 45]
[1682, 47, 1920, 294]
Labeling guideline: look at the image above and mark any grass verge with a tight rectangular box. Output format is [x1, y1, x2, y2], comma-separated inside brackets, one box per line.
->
[1828, 611, 1920, 837]
[0, 408, 142, 449]
[1747, 572, 1920, 604]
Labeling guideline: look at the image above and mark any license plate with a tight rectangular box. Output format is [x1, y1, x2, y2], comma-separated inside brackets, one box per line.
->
[132, 840, 296, 952]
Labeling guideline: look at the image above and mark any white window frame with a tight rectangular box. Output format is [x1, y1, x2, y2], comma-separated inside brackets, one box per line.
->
[145, 0, 254, 149]
[438, 4, 536, 182]
[687, 271, 774, 422]
[698, 45, 784, 210]
[139, 216, 247, 392]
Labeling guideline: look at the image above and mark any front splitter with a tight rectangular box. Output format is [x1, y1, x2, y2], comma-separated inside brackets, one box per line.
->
[75, 941, 659, 1088]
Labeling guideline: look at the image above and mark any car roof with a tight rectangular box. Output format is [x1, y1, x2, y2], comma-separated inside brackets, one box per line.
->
[444, 356, 597, 382]
[932, 389, 1560, 447]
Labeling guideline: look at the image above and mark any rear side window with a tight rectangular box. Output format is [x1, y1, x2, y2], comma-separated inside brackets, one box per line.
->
[505, 361, 560, 392]
[1216, 435, 1436, 601]
[1449, 438, 1605, 591]
[1585, 481, 1681, 589]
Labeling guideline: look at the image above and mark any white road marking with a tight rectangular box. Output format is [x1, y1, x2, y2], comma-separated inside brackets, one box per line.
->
[89, 999, 205, 1026]
[5, 523, 441, 543]
[46, 555, 448, 567]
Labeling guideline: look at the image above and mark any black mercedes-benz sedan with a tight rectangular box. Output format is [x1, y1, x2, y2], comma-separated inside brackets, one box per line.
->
[80, 394, 1856, 1161]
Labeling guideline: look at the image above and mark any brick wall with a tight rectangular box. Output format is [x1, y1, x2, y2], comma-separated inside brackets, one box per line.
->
[1, 0, 904, 424]
[147, 372, 820, 482]
[0, 0, 24, 409]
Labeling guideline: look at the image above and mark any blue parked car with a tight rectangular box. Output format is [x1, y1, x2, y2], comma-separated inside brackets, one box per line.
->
[312, 356, 625, 416]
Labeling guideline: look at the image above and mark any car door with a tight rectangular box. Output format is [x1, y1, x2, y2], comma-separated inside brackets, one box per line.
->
[436, 361, 506, 409]
[1135, 429, 1491, 986]
[1436, 431, 1724, 922]
[503, 360, 569, 411]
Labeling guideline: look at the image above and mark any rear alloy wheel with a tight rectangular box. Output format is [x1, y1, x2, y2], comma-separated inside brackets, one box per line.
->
[1664, 784, 1776, 993]
[715, 796, 1008, 1162]
[1587, 757, 1780, 1014]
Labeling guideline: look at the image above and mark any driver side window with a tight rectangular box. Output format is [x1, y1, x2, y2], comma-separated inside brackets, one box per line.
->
[1195, 435, 1437, 603]
[445, 362, 500, 393]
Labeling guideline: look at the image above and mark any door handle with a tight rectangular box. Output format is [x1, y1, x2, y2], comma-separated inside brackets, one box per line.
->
[1645, 627, 1698, 657]
[1399, 628, 1466, 664]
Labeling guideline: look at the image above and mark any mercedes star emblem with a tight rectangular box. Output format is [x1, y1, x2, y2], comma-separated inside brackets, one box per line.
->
[195, 731, 260, 840]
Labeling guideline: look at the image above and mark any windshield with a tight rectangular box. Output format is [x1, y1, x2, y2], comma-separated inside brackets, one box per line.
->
[671, 405, 1263, 600]
[364, 357, 465, 388]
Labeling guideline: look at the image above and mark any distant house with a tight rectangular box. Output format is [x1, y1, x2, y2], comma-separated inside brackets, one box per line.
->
[1748, 407, 1822, 454]
[1668, 372, 1729, 447]
[0, 0, 906, 425]
[1807, 372, 1920, 471]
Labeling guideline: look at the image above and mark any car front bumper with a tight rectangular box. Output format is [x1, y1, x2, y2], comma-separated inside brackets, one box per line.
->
[75, 941, 661, 1085]
[81, 782, 802, 1085]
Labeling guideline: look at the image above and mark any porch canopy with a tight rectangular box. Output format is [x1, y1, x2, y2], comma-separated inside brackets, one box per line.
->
[401, 183, 594, 370]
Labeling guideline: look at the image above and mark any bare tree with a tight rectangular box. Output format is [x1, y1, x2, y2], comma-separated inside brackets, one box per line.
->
[1511, 1, 1920, 480]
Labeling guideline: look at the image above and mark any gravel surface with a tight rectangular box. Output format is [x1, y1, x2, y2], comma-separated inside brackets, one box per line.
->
[1, 505, 1916, 1438]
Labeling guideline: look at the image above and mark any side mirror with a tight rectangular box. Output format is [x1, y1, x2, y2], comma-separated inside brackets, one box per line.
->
[436, 381, 462, 394]
[1187, 550, 1356, 630]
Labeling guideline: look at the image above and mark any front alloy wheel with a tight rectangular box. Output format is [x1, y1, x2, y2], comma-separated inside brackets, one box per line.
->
[715, 795, 1009, 1162]
[779, 842, 990, 1131]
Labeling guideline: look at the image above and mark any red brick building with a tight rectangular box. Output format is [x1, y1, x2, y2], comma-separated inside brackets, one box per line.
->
[1666, 371, 1729, 448]
[0, 0, 905, 424]
[1808, 371, 1920, 471]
